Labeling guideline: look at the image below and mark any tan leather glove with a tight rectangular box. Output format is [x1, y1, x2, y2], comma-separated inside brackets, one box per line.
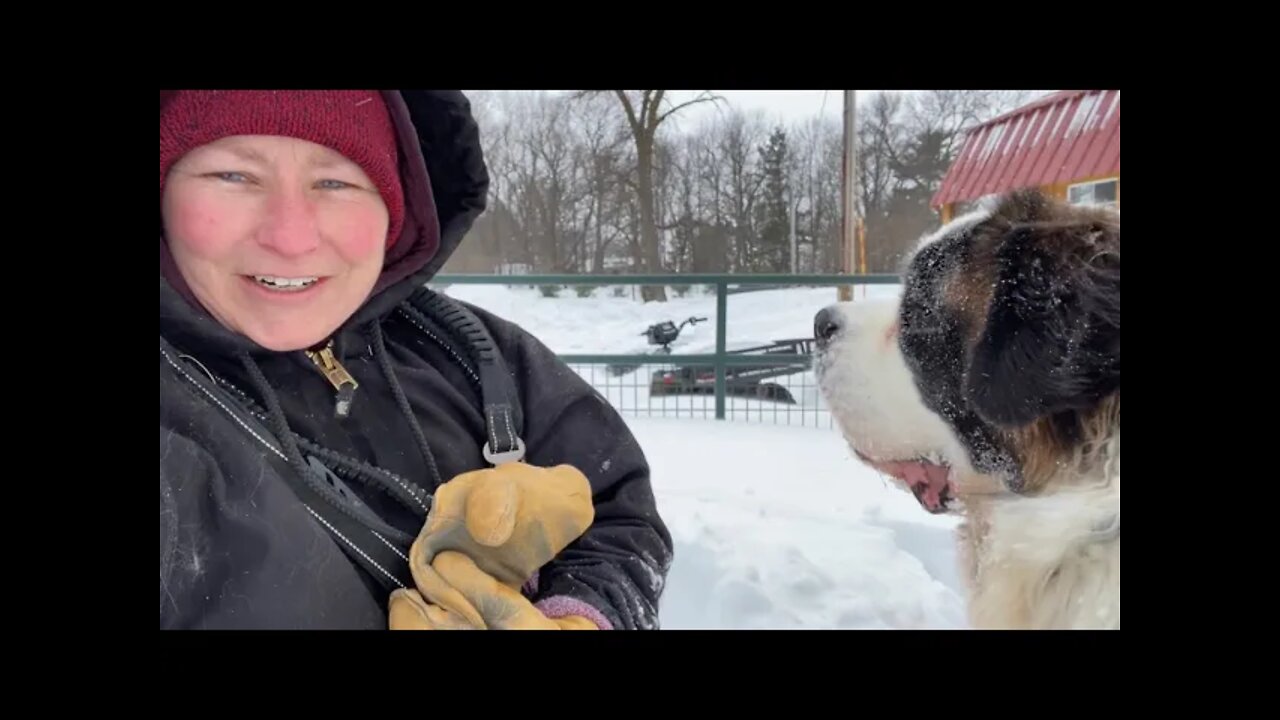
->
[387, 588, 480, 630]
[413, 551, 600, 629]
[388, 462, 596, 630]
[388, 573, 600, 630]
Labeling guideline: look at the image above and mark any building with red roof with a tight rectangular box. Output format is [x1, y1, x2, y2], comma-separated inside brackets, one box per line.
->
[932, 90, 1119, 222]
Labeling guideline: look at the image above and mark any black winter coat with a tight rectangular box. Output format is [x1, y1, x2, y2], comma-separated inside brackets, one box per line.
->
[159, 90, 672, 630]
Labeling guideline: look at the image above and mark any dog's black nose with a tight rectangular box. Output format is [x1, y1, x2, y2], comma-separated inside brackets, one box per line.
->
[814, 308, 842, 343]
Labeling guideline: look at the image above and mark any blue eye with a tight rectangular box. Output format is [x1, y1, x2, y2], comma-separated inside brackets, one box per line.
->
[316, 179, 354, 190]
[214, 172, 250, 183]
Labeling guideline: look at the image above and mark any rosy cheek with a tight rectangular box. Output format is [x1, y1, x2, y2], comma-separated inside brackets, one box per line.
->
[325, 203, 389, 263]
[167, 194, 239, 259]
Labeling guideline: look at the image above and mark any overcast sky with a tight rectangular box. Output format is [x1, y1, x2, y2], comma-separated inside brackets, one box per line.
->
[664, 90, 1057, 129]
[466, 90, 1055, 133]
[666, 90, 857, 127]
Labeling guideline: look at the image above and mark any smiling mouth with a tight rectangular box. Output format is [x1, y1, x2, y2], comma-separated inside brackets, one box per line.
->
[853, 449, 957, 514]
[246, 275, 322, 293]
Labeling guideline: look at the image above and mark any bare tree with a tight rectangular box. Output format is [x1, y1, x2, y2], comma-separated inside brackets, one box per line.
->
[591, 91, 723, 301]
[448, 89, 1045, 283]
[906, 90, 1033, 159]
[857, 92, 904, 221]
[716, 109, 768, 272]
[573, 93, 628, 272]
[789, 116, 847, 273]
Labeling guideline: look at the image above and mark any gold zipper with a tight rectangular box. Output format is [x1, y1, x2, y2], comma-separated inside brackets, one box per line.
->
[306, 340, 358, 418]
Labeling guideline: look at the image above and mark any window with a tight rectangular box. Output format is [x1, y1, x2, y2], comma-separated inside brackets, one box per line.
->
[953, 194, 999, 217]
[1068, 179, 1118, 208]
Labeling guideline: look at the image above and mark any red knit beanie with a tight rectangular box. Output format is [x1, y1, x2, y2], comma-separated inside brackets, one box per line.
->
[159, 90, 405, 248]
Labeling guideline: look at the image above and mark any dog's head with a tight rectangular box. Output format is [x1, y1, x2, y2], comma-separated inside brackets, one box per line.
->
[815, 189, 1120, 511]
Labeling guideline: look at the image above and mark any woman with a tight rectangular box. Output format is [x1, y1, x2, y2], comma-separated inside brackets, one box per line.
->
[159, 90, 672, 630]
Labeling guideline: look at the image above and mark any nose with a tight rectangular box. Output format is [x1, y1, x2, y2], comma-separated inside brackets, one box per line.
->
[814, 307, 843, 344]
[258, 190, 321, 257]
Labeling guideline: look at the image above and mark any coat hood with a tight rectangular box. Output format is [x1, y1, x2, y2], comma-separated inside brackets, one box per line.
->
[159, 90, 489, 355]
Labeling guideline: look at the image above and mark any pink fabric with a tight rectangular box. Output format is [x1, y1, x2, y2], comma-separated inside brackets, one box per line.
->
[522, 570, 613, 629]
[535, 596, 614, 630]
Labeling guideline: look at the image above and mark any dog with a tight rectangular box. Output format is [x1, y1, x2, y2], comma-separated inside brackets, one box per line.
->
[814, 189, 1119, 630]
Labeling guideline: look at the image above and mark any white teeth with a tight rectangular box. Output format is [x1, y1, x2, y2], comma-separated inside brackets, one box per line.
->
[253, 275, 319, 292]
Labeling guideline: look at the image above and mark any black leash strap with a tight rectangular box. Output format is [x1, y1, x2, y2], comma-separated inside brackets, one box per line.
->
[264, 448, 413, 594]
[163, 288, 529, 597]
[403, 288, 526, 465]
[161, 339, 412, 594]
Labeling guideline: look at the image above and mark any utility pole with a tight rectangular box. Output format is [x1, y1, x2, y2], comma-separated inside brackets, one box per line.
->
[839, 90, 858, 301]
[789, 197, 798, 274]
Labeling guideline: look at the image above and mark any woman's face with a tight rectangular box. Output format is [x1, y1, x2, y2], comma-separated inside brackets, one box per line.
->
[162, 135, 389, 352]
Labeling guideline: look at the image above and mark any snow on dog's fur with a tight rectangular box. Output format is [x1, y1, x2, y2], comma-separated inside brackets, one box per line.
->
[814, 190, 1119, 629]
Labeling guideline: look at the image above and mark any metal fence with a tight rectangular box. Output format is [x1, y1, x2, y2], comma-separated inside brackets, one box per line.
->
[431, 274, 901, 428]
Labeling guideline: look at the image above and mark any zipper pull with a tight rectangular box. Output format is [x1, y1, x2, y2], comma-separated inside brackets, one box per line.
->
[306, 341, 358, 418]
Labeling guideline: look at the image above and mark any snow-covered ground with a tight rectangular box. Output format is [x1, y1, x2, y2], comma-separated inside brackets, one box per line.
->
[441, 282, 900, 356]
[441, 282, 969, 629]
[634, 417, 965, 629]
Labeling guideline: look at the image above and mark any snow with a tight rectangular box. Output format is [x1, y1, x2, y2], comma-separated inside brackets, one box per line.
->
[1069, 92, 1101, 135]
[1018, 109, 1038, 149]
[440, 283, 970, 629]
[1030, 108, 1051, 147]
[1006, 114, 1026, 152]
[1101, 91, 1120, 126]
[1046, 103, 1069, 144]
[979, 123, 1005, 163]
[441, 283, 900, 355]
[634, 417, 966, 629]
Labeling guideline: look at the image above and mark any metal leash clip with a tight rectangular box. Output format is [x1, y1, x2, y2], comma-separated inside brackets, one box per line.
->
[482, 437, 526, 466]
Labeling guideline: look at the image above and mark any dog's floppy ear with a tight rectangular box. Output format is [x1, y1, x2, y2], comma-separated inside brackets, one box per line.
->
[965, 217, 1120, 428]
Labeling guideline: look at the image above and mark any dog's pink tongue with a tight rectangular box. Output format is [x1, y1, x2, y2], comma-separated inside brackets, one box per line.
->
[881, 460, 952, 513]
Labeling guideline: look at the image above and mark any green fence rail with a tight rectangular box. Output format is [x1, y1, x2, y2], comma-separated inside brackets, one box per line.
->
[431, 274, 901, 422]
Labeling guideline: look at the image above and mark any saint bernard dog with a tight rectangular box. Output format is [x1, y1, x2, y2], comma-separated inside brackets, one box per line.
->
[814, 189, 1119, 630]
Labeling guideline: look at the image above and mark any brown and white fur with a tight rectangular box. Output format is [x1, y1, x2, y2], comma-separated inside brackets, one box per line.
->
[814, 190, 1119, 629]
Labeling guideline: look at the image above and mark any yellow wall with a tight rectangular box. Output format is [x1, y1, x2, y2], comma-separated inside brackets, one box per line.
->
[938, 175, 1119, 219]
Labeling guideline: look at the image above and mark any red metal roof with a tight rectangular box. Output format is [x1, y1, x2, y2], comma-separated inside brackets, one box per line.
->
[932, 90, 1120, 208]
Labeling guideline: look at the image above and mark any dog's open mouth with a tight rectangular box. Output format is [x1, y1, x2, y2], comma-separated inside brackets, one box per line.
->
[854, 450, 956, 514]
